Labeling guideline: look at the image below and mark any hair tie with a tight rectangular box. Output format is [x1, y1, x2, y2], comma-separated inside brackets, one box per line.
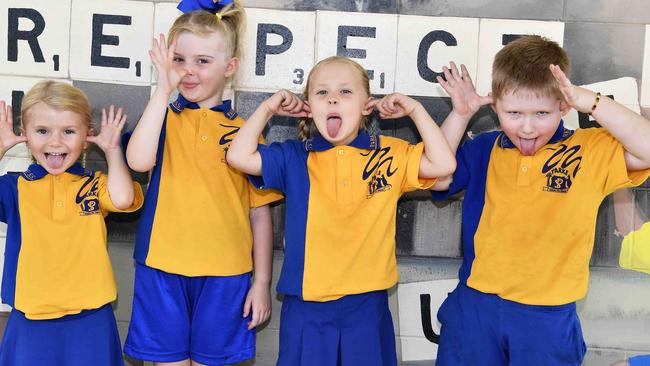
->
[177, 0, 234, 14]
[215, 12, 223, 21]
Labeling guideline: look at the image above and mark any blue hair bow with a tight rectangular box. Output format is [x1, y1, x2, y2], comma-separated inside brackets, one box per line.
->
[177, 0, 234, 14]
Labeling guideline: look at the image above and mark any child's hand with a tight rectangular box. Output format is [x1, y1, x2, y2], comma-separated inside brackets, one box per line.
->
[549, 64, 594, 113]
[87, 105, 127, 153]
[263, 89, 310, 118]
[242, 280, 271, 330]
[0, 101, 27, 154]
[150, 33, 187, 96]
[369, 93, 419, 119]
[437, 62, 492, 118]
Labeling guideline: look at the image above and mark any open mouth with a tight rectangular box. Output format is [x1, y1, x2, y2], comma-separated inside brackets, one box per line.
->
[181, 82, 199, 90]
[45, 152, 67, 169]
[326, 113, 342, 138]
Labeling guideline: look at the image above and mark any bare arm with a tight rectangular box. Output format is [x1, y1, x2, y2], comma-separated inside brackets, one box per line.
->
[370, 93, 456, 179]
[242, 205, 273, 330]
[431, 63, 492, 190]
[126, 34, 186, 172]
[551, 64, 650, 171]
[87, 106, 134, 210]
[227, 89, 309, 176]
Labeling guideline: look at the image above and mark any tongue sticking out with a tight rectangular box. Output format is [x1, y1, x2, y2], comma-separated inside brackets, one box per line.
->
[327, 117, 342, 138]
[519, 139, 537, 156]
[46, 154, 66, 169]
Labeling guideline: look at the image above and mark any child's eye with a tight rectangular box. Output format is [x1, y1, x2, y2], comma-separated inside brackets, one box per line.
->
[35, 128, 47, 134]
[537, 111, 549, 116]
[340, 89, 352, 94]
[198, 58, 210, 64]
[315, 90, 327, 96]
[507, 111, 520, 116]
[173, 56, 184, 63]
[64, 129, 76, 135]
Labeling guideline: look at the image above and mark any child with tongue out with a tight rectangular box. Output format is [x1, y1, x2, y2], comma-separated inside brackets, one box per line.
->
[430, 35, 650, 365]
[227, 56, 456, 365]
[0, 80, 143, 366]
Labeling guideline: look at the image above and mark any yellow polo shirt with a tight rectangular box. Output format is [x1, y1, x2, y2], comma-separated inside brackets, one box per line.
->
[0, 164, 143, 319]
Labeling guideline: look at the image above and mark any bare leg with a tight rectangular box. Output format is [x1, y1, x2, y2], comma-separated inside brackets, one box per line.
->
[155, 360, 191, 366]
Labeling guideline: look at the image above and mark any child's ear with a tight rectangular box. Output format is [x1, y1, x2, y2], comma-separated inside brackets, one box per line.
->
[85, 127, 95, 149]
[488, 92, 497, 113]
[19, 126, 25, 136]
[559, 99, 571, 116]
[225, 57, 239, 78]
[362, 97, 374, 116]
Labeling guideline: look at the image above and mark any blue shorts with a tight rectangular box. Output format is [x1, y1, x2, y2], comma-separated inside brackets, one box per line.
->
[277, 290, 397, 366]
[436, 283, 586, 366]
[0, 303, 123, 366]
[124, 263, 254, 364]
[630, 355, 650, 366]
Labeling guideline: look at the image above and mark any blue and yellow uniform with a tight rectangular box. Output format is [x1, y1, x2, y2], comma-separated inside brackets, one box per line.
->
[124, 95, 281, 365]
[250, 131, 434, 365]
[0, 163, 144, 366]
[431, 122, 650, 365]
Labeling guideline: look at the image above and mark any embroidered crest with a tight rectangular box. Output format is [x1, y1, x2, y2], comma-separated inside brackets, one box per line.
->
[541, 143, 582, 194]
[362, 147, 397, 198]
[76, 176, 101, 215]
[543, 167, 571, 193]
[367, 170, 392, 198]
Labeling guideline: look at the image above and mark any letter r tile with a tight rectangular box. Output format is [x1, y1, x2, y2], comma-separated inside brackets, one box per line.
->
[0, 0, 72, 78]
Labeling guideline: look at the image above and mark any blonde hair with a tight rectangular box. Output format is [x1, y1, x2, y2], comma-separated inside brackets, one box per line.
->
[298, 56, 371, 140]
[168, 1, 246, 61]
[492, 35, 570, 100]
[21, 80, 92, 129]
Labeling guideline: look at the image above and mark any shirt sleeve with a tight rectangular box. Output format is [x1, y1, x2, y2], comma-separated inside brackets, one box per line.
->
[95, 172, 145, 215]
[248, 135, 284, 208]
[430, 142, 472, 200]
[402, 142, 437, 193]
[0, 175, 18, 223]
[585, 129, 650, 195]
[249, 141, 291, 193]
[248, 184, 283, 208]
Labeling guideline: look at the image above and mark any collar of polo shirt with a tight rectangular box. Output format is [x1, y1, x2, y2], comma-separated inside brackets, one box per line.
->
[169, 94, 238, 120]
[22, 163, 91, 181]
[304, 130, 381, 152]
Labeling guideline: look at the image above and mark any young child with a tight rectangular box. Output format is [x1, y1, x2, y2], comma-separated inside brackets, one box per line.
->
[123, 1, 280, 365]
[0, 80, 143, 366]
[431, 35, 650, 365]
[226, 56, 456, 365]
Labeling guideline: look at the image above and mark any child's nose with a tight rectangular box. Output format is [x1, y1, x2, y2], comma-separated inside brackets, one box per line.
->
[521, 119, 536, 134]
[328, 97, 338, 105]
[48, 133, 63, 145]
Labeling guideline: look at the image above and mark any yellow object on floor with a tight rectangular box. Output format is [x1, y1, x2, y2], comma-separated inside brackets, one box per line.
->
[619, 222, 650, 275]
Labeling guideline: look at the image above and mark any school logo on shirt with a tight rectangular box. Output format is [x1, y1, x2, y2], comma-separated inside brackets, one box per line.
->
[542, 144, 582, 193]
[362, 147, 397, 198]
[218, 124, 240, 163]
[76, 176, 101, 215]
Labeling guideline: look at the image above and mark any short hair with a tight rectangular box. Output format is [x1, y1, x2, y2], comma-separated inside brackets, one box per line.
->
[168, 0, 246, 61]
[21, 80, 92, 129]
[492, 35, 570, 99]
[298, 56, 370, 140]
